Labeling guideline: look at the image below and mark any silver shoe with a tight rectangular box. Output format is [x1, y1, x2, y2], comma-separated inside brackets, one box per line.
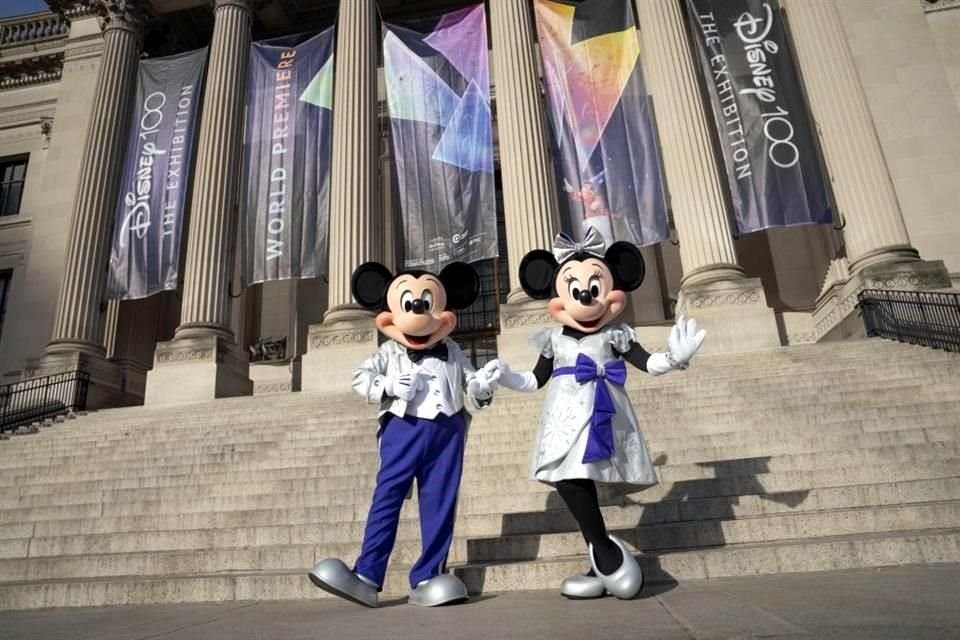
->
[408, 574, 469, 607]
[560, 573, 605, 599]
[308, 558, 378, 608]
[589, 535, 643, 600]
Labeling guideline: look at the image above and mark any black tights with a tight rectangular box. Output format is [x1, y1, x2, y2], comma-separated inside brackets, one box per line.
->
[555, 479, 622, 575]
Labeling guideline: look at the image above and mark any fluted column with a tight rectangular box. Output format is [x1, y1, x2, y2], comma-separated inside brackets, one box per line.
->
[301, 0, 380, 393]
[489, 0, 561, 301]
[633, 0, 743, 288]
[175, 0, 253, 339]
[323, 0, 380, 324]
[143, 0, 254, 404]
[781, 0, 918, 272]
[46, 2, 145, 355]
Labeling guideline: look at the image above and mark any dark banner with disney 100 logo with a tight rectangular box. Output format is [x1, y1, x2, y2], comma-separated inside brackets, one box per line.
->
[107, 47, 207, 300]
[687, 0, 832, 234]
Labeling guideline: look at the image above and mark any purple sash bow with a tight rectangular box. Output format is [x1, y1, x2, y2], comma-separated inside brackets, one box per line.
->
[552, 353, 627, 463]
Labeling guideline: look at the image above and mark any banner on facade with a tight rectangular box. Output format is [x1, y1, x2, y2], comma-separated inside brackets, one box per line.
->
[534, 0, 669, 248]
[687, 0, 831, 234]
[383, 4, 498, 270]
[107, 47, 207, 300]
[242, 28, 334, 285]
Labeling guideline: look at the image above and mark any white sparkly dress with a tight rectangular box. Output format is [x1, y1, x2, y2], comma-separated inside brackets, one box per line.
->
[528, 323, 658, 487]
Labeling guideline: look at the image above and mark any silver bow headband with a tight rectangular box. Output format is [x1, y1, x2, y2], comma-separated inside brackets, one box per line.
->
[552, 227, 607, 264]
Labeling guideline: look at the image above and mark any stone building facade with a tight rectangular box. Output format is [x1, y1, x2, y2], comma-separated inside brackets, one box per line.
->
[0, 0, 958, 408]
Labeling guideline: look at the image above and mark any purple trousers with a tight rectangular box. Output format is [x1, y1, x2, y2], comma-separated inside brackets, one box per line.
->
[353, 411, 467, 590]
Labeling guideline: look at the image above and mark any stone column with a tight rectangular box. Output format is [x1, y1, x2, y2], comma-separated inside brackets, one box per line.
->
[488, 0, 564, 363]
[23, 1, 146, 408]
[144, 0, 255, 404]
[782, 0, 951, 339]
[301, 0, 381, 393]
[634, 0, 779, 352]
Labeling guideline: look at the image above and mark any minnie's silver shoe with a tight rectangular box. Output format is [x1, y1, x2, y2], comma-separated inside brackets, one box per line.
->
[560, 573, 605, 599]
[308, 558, 378, 608]
[589, 535, 643, 600]
[408, 574, 469, 607]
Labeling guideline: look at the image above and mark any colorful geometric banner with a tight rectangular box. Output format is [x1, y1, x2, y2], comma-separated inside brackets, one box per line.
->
[383, 4, 498, 270]
[687, 0, 832, 234]
[107, 47, 207, 300]
[534, 0, 669, 248]
[242, 29, 334, 285]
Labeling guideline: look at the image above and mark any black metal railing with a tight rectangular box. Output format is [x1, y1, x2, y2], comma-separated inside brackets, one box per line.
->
[0, 371, 90, 434]
[858, 289, 960, 352]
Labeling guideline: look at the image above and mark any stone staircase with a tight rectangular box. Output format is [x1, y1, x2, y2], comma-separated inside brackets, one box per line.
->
[1, 338, 959, 609]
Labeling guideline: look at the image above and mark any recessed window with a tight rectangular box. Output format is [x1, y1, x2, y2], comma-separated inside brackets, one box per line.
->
[0, 157, 28, 217]
[0, 270, 11, 342]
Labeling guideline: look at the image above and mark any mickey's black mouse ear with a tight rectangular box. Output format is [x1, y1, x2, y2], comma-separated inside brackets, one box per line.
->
[351, 262, 393, 310]
[519, 250, 558, 300]
[605, 242, 645, 292]
[438, 262, 480, 310]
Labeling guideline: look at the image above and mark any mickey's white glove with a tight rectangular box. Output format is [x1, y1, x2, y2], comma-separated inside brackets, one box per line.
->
[490, 359, 538, 393]
[647, 315, 706, 375]
[468, 361, 500, 401]
[384, 372, 426, 401]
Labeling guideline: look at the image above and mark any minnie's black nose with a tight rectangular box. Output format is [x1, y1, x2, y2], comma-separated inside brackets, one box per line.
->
[411, 299, 425, 314]
[578, 290, 593, 305]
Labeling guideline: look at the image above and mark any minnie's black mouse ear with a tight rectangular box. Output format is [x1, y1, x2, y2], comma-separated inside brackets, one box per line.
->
[605, 242, 645, 292]
[351, 262, 393, 310]
[439, 262, 480, 310]
[519, 250, 558, 300]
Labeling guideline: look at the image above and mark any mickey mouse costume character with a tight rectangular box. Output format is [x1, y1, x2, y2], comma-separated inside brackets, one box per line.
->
[308, 261, 500, 608]
[490, 227, 705, 600]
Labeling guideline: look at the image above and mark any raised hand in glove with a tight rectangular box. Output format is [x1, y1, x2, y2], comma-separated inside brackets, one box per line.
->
[647, 315, 706, 375]
[384, 372, 426, 402]
[668, 315, 705, 365]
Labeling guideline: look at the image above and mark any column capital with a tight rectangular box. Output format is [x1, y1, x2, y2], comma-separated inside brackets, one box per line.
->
[210, 0, 267, 12]
[94, 0, 151, 37]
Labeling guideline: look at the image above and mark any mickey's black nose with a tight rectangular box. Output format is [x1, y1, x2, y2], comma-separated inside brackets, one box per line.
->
[411, 299, 426, 314]
[578, 290, 593, 305]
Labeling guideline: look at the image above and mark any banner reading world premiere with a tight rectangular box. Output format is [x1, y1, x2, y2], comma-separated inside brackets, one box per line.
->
[242, 28, 334, 285]
[384, 4, 498, 270]
[107, 47, 207, 300]
[687, 0, 831, 234]
[534, 0, 669, 248]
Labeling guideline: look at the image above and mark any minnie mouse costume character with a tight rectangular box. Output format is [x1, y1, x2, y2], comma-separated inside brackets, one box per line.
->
[491, 227, 705, 600]
[308, 262, 500, 608]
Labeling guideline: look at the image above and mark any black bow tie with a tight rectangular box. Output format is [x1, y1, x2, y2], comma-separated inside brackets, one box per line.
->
[407, 342, 449, 363]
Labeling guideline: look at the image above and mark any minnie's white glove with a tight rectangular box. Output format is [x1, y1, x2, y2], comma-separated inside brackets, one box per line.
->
[384, 372, 426, 401]
[647, 315, 706, 376]
[489, 359, 538, 393]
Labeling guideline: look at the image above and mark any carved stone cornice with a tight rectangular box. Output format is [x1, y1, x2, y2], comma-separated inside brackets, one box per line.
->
[46, 1, 96, 19]
[922, 0, 960, 13]
[0, 53, 64, 89]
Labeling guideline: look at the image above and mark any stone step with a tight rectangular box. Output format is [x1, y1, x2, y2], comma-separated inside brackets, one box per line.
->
[3, 454, 959, 530]
[3, 476, 954, 566]
[7, 413, 960, 482]
[2, 527, 957, 610]
[4, 404, 959, 476]
[12, 408, 958, 465]
[4, 441, 958, 511]
[8, 382, 960, 458]
[463, 500, 960, 564]
[4, 424, 955, 499]
[4, 473, 954, 546]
